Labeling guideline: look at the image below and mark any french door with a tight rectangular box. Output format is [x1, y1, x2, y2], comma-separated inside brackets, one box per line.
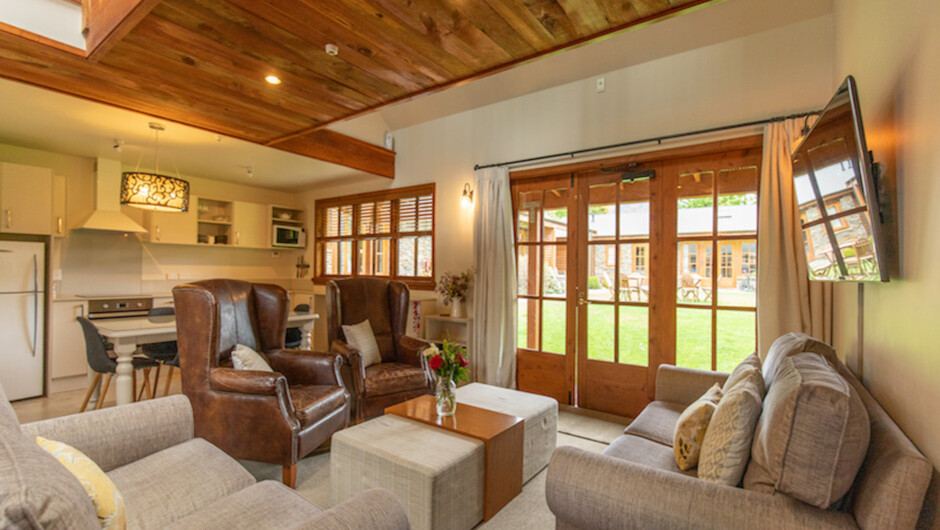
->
[513, 138, 762, 418]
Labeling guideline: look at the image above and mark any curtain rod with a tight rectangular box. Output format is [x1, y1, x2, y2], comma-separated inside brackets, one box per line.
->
[472, 110, 821, 171]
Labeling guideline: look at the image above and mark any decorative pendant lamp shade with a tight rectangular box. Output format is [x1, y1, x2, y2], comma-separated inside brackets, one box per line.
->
[120, 172, 190, 212]
[120, 122, 190, 212]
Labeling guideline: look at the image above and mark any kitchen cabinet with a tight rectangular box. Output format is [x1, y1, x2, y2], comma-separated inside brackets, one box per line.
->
[233, 201, 268, 248]
[51, 300, 88, 380]
[145, 200, 198, 245]
[52, 175, 67, 237]
[0, 162, 53, 235]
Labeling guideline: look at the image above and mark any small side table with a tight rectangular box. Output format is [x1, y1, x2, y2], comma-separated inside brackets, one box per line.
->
[385, 394, 524, 520]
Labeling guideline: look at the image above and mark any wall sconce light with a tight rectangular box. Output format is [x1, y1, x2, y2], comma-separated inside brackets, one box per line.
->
[461, 183, 474, 208]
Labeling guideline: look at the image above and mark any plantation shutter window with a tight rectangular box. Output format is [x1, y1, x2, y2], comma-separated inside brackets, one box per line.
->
[314, 184, 435, 289]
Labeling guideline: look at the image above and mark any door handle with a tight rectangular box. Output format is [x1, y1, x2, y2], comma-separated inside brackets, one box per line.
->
[577, 291, 588, 306]
[155, 225, 160, 241]
[57, 216, 63, 234]
[31, 254, 38, 357]
[236, 231, 240, 245]
[5, 209, 10, 229]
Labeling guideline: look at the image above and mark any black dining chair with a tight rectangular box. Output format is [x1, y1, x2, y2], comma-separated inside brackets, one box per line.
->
[140, 306, 179, 398]
[284, 303, 311, 349]
[77, 317, 160, 412]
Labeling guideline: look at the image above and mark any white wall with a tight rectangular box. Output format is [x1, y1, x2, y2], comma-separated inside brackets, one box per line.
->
[303, 14, 835, 311]
[831, 0, 940, 480]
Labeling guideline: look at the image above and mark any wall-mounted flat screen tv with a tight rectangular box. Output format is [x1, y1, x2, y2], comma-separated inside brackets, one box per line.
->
[792, 76, 888, 282]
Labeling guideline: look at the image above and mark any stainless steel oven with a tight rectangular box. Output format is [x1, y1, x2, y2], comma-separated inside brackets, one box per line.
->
[79, 296, 153, 320]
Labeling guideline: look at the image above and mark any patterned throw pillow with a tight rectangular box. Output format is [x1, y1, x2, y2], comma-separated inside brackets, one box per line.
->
[722, 353, 762, 395]
[698, 369, 764, 485]
[673, 383, 723, 471]
[231, 344, 274, 372]
[35, 436, 126, 530]
[342, 319, 383, 368]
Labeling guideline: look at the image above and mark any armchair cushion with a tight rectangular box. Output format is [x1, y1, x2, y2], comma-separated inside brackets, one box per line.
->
[232, 344, 274, 372]
[289, 386, 348, 427]
[364, 362, 431, 397]
[342, 320, 383, 368]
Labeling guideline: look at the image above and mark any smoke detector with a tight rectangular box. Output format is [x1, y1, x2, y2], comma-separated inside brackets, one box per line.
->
[325, 43, 339, 56]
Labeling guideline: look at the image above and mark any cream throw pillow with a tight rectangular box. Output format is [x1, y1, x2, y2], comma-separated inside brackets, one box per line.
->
[744, 352, 870, 508]
[231, 344, 273, 372]
[342, 319, 383, 368]
[673, 383, 723, 471]
[698, 369, 764, 486]
[36, 436, 127, 530]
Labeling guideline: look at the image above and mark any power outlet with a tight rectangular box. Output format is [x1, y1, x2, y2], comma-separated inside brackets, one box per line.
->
[596, 77, 606, 93]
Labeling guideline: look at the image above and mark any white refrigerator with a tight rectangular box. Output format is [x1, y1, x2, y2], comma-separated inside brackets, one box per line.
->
[0, 240, 45, 401]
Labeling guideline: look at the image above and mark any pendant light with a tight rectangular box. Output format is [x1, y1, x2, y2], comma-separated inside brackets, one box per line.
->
[120, 122, 190, 212]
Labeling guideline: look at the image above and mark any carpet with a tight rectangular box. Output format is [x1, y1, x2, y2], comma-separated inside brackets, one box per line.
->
[242, 409, 623, 529]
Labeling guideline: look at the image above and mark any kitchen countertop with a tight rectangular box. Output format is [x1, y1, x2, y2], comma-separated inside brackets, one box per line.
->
[54, 293, 172, 302]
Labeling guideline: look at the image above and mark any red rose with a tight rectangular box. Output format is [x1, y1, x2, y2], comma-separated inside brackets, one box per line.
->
[458, 354, 469, 367]
[429, 355, 443, 370]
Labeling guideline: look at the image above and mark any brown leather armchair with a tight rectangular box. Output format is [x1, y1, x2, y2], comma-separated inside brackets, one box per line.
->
[173, 279, 349, 488]
[326, 278, 434, 421]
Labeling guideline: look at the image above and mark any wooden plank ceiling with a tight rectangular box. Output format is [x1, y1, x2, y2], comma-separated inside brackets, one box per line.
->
[0, 0, 716, 178]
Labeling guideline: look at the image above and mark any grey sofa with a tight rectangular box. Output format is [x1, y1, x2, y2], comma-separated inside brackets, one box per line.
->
[0, 385, 410, 529]
[546, 362, 932, 530]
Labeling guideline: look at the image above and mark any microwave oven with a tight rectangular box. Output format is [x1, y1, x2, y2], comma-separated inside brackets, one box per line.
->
[272, 224, 306, 248]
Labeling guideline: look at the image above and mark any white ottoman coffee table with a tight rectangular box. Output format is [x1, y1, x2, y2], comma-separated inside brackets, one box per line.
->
[331, 385, 558, 530]
[455, 383, 558, 483]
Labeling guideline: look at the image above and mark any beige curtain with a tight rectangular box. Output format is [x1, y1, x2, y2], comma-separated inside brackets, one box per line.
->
[470, 166, 517, 387]
[756, 118, 833, 358]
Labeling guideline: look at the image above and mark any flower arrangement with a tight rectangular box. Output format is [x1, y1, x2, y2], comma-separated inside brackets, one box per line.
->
[423, 340, 469, 416]
[436, 269, 474, 305]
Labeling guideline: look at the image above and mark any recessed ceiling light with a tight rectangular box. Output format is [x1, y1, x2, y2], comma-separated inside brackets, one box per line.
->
[265, 75, 281, 85]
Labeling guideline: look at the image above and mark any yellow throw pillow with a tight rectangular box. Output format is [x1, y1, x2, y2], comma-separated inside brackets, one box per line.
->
[673, 383, 723, 471]
[35, 436, 127, 530]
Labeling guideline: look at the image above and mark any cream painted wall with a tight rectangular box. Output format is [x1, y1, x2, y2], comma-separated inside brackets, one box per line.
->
[0, 143, 306, 295]
[301, 14, 835, 312]
[831, 0, 940, 476]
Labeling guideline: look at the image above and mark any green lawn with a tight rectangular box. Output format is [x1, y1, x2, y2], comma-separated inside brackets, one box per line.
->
[519, 301, 754, 373]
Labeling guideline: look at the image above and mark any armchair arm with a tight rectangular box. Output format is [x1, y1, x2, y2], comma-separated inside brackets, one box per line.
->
[291, 489, 410, 530]
[20, 395, 193, 473]
[267, 349, 345, 388]
[546, 446, 856, 530]
[209, 367, 287, 396]
[655, 364, 729, 406]
[331, 339, 365, 380]
[397, 334, 432, 367]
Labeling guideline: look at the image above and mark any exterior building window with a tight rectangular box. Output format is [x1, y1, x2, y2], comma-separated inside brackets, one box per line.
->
[634, 246, 646, 275]
[741, 242, 757, 274]
[315, 183, 435, 289]
[720, 244, 733, 278]
[705, 246, 712, 277]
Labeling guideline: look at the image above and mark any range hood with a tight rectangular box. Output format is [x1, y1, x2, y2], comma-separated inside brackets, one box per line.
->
[75, 158, 147, 233]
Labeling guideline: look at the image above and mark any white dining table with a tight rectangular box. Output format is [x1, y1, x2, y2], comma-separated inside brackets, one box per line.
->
[93, 312, 319, 406]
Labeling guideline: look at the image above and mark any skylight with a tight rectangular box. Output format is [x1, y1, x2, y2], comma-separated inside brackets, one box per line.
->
[0, 0, 84, 50]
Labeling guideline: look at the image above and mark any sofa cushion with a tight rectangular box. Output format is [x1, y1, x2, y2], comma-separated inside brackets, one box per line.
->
[108, 438, 255, 529]
[604, 434, 696, 477]
[744, 353, 870, 509]
[623, 401, 684, 446]
[290, 385, 347, 427]
[364, 362, 429, 397]
[722, 353, 762, 394]
[697, 369, 764, 486]
[0, 386, 19, 429]
[0, 408, 99, 529]
[163, 480, 323, 530]
[761, 332, 837, 387]
[673, 383, 723, 471]
[36, 436, 126, 529]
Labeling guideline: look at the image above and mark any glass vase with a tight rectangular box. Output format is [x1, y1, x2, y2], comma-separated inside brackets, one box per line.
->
[435, 378, 457, 416]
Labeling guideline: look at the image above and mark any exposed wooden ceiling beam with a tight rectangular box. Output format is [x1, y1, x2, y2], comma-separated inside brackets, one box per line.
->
[84, 0, 164, 61]
[269, 130, 395, 179]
